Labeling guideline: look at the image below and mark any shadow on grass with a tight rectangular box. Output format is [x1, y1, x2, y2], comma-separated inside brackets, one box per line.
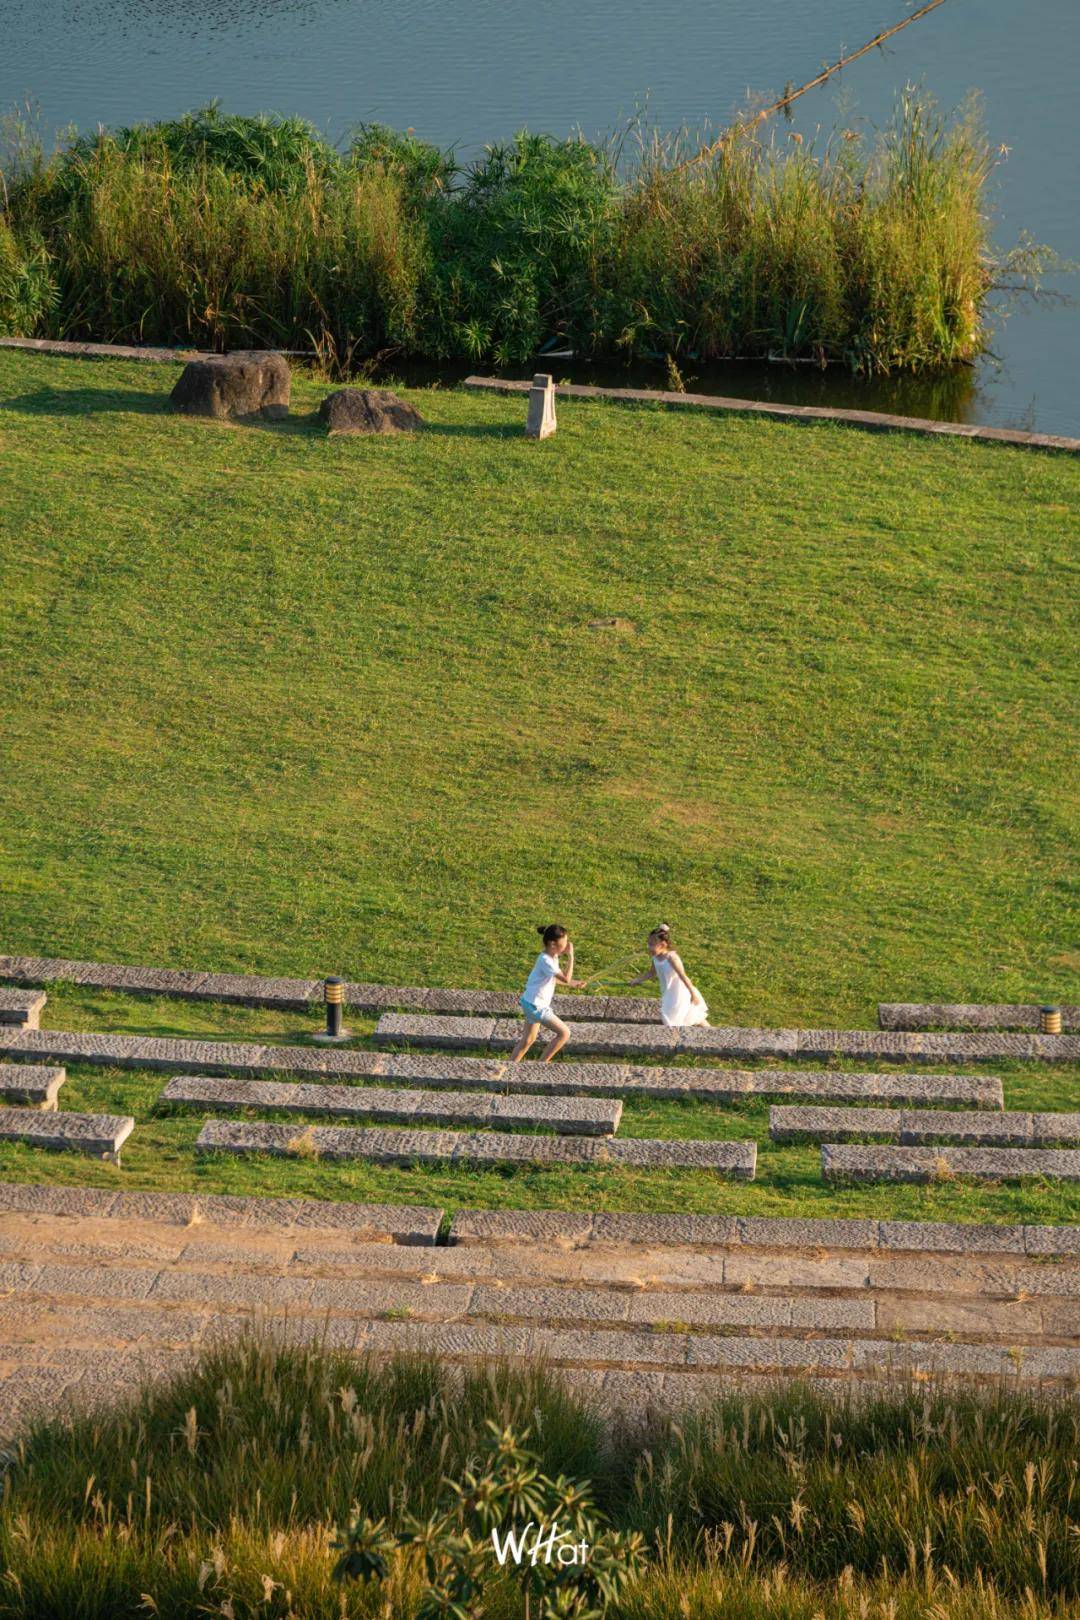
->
[0, 386, 169, 417]
[420, 421, 521, 440]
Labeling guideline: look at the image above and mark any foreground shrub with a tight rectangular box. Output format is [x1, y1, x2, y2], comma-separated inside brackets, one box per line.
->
[0, 1339, 1076, 1616]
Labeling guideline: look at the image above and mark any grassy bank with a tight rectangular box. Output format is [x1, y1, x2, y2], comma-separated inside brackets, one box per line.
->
[1, 350, 1077, 1031]
[2, 1340, 1077, 1617]
[0, 96, 1020, 372]
[0, 985, 1075, 1225]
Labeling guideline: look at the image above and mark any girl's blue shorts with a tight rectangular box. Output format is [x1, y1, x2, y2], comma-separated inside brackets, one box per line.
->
[519, 997, 557, 1027]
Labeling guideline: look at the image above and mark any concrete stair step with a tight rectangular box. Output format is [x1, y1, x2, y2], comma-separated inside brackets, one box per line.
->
[194, 1119, 757, 1176]
[0, 1107, 132, 1161]
[373, 1012, 1079, 1066]
[822, 1144, 1080, 1183]
[0, 1064, 65, 1109]
[160, 1075, 622, 1136]
[0, 990, 45, 1030]
[880, 1002, 1080, 1032]
[0, 1027, 1008, 1108]
[771, 1105, 1080, 1147]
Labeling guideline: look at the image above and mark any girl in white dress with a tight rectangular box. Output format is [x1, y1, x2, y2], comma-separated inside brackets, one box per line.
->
[628, 924, 709, 1027]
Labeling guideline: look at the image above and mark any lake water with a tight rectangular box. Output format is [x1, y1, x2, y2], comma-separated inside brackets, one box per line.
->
[3, 0, 1078, 434]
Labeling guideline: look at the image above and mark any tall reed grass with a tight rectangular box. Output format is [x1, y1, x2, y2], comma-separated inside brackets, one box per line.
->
[0, 95, 1040, 372]
[1, 1337, 1076, 1617]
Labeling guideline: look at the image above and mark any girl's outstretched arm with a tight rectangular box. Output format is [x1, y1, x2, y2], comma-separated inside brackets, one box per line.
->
[626, 961, 658, 986]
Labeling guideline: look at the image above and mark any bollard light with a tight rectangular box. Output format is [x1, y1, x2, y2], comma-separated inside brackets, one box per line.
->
[311, 977, 350, 1043]
[1040, 1004, 1062, 1036]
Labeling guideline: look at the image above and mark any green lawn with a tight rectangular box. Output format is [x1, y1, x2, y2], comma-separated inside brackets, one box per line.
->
[0, 350, 1077, 1223]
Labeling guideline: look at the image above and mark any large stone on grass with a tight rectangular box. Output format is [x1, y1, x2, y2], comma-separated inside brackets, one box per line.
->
[318, 389, 422, 436]
[170, 352, 291, 421]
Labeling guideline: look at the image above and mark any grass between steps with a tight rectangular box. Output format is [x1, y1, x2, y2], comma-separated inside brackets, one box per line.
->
[2, 1339, 1077, 1618]
[0, 987, 1075, 1226]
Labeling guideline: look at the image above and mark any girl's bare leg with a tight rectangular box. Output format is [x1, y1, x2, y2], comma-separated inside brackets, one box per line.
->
[539, 1014, 570, 1061]
[510, 1021, 541, 1062]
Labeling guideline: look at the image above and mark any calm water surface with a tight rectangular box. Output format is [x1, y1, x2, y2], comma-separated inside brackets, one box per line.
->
[3, 0, 1078, 433]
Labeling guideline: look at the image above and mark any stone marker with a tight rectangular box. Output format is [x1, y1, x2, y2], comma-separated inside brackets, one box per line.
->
[525, 373, 557, 439]
[160, 1076, 622, 1136]
[0, 1063, 65, 1109]
[196, 1120, 756, 1176]
[821, 1143, 1080, 1184]
[0, 1107, 133, 1163]
[317, 388, 423, 436]
[170, 352, 290, 421]
[0, 990, 46, 1029]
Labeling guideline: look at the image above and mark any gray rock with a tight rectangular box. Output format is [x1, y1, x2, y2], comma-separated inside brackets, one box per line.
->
[318, 388, 423, 435]
[170, 351, 290, 420]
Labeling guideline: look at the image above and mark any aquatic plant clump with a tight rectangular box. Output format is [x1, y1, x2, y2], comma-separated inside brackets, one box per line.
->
[0, 95, 1031, 371]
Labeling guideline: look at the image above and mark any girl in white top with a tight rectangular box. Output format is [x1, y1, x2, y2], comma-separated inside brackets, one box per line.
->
[510, 924, 583, 1061]
[628, 923, 709, 1027]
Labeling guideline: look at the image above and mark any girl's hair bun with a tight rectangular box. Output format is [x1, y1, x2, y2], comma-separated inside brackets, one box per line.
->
[536, 925, 547, 937]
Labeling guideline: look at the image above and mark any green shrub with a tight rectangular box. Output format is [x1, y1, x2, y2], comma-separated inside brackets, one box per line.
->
[0, 216, 56, 334]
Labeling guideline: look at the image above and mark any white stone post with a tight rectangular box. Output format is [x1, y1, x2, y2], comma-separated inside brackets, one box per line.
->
[525, 373, 557, 439]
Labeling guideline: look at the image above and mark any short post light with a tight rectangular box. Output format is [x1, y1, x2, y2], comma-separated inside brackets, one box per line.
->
[312, 976, 351, 1043]
[1040, 1004, 1062, 1036]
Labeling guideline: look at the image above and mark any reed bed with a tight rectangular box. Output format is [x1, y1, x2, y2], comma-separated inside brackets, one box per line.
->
[1, 1337, 1076, 1617]
[0, 95, 1023, 373]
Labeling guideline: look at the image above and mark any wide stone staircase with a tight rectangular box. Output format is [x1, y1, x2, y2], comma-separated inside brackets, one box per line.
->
[0, 1186, 1076, 1433]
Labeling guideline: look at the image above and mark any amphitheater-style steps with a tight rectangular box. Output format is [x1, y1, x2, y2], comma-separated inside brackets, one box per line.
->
[161, 1076, 622, 1136]
[880, 1003, 1080, 1032]
[194, 1120, 758, 1176]
[0, 1064, 65, 1109]
[372, 1012, 1079, 1065]
[822, 1144, 1080, 1183]
[0, 1186, 1074, 1432]
[0, 1108, 133, 1162]
[0, 1028, 1006, 1107]
[771, 1105, 1080, 1147]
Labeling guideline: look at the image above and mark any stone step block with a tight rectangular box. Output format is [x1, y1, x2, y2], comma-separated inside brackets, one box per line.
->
[372, 1013, 1079, 1065]
[0, 1064, 65, 1109]
[880, 1002, 1080, 1032]
[160, 1075, 621, 1136]
[0, 1029, 1007, 1109]
[0, 990, 46, 1029]
[195, 1120, 756, 1176]
[822, 1144, 1080, 1184]
[775, 1107, 1080, 1148]
[0, 1108, 133, 1162]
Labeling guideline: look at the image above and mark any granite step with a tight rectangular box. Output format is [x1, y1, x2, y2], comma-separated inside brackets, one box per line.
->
[0, 1028, 1005, 1107]
[880, 1002, 1080, 1032]
[372, 1012, 1080, 1065]
[0, 990, 46, 1030]
[771, 1106, 1080, 1147]
[160, 1076, 622, 1136]
[0, 1108, 133, 1162]
[448, 1207, 1080, 1257]
[0, 1064, 65, 1110]
[195, 1120, 757, 1176]
[822, 1144, 1080, 1184]
[0, 954, 655, 1022]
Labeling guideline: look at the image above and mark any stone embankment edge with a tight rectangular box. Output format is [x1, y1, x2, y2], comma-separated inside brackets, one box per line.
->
[0, 338, 312, 363]
[463, 376, 1080, 455]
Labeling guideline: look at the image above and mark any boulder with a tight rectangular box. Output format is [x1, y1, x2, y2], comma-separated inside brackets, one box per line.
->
[170, 352, 291, 421]
[318, 388, 423, 436]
